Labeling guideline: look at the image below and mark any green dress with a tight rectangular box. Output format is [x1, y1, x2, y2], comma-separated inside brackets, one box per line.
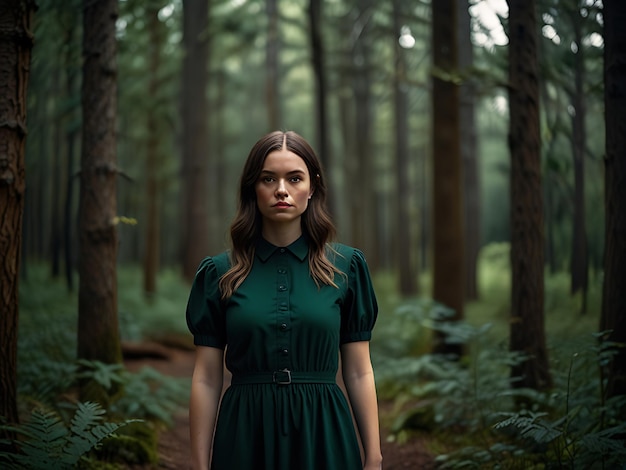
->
[186, 236, 378, 470]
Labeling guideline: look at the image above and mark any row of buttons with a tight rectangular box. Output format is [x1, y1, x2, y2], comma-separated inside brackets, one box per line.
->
[276, 250, 291, 371]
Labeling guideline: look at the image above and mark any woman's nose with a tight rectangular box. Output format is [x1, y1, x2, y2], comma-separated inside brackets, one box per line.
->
[276, 180, 287, 196]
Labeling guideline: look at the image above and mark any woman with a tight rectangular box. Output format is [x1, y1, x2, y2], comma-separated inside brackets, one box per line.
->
[186, 130, 382, 470]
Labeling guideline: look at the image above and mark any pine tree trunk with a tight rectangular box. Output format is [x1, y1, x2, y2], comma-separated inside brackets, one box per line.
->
[308, 0, 334, 216]
[77, 0, 122, 373]
[600, 0, 626, 400]
[0, 0, 36, 441]
[432, 0, 465, 357]
[143, 2, 164, 296]
[392, 0, 418, 296]
[266, 0, 280, 130]
[568, 9, 588, 312]
[181, 0, 210, 280]
[458, 0, 480, 301]
[507, 0, 552, 391]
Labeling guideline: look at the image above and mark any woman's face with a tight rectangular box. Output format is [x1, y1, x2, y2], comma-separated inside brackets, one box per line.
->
[255, 148, 313, 229]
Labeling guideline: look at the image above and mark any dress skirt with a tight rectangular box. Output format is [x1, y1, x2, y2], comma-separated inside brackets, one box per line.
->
[211, 382, 363, 470]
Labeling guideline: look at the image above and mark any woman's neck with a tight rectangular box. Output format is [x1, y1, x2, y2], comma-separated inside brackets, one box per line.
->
[261, 223, 302, 247]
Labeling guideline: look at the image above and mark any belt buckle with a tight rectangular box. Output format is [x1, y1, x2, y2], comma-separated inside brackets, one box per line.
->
[273, 368, 292, 385]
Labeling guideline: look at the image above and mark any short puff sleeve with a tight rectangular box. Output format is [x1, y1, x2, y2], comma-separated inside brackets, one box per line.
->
[185, 256, 227, 349]
[340, 248, 378, 344]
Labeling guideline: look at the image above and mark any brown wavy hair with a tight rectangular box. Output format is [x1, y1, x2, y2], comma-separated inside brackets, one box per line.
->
[219, 130, 341, 298]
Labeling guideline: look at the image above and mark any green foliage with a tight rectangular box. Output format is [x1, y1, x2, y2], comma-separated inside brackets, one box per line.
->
[16, 264, 191, 466]
[0, 402, 137, 470]
[382, 320, 626, 468]
[376, 249, 622, 468]
[110, 366, 189, 426]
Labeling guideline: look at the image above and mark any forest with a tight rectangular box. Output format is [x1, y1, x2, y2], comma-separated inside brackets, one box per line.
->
[1, 0, 625, 468]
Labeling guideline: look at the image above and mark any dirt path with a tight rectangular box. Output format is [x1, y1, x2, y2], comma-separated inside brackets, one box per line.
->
[124, 344, 435, 469]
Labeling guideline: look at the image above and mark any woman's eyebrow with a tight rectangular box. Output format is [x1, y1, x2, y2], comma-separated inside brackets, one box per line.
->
[260, 169, 306, 175]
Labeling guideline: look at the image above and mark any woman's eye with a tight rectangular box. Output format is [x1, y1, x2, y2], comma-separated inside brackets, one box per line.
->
[290, 177, 301, 183]
[262, 177, 274, 183]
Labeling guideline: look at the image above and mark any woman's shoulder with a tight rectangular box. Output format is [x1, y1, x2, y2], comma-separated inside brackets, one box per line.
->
[327, 243, 368, 269]
[195, 251, 231, 278]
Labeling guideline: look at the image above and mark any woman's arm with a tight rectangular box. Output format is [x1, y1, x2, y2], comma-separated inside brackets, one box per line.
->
[341, 341, 383, 470]
[189, 345, 224, 470]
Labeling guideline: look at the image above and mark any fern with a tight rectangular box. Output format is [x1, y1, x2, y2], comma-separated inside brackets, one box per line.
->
[0, 402, 138, 470]
[110, 366, 189, 425]
[76, 359, 128, 390]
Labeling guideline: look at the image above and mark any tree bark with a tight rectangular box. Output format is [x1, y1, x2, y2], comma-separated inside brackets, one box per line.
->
[266, 0, 280, 131]
[351, 0, 376, 261]
[458, 0, 480, 301]
[78, 0, 122, 373]
[568, 7, 588, 312]
[432, 0, 465, 357]
[0, 0, 36, 442]
[143, 1, 165, 297]
[392, 0, 418, 296]
[308, 0, 335, 216]
[600, 0, 626, 400]
[181, 0, 210, 280]
[507, 0, 552, 391]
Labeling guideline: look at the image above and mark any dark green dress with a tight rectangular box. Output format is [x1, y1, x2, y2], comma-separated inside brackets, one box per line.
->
[186, 236, 378, 470]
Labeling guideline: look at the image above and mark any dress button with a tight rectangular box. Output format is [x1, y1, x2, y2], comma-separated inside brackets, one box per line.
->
[280, 323, 287, 330]
[279, 248, 286, 253]
[278, 285, 287, 292]
[278, 268, 286, 274]
[281, 349, 289, 356]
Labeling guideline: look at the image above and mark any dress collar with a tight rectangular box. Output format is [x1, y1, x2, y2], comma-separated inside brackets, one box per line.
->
[256, 235, 309, 262]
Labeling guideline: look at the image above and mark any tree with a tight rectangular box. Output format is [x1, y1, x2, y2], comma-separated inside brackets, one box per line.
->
[308, 0, 328, 169]
[507, 0, 552, 391]
[600, 0, 626, 400]
[77, 0, 123, 382]
[0, 0, 37, 442]
[566, 3, 589, 310]
[459, 0, 480, 301]
[266, 0, 280, 130]
[349, 0, 377, 260]
[181, 0, 210, 280]
[432, 0, 465, 356]
[143, 0, 167, 296]
[391, 0, 418, 296]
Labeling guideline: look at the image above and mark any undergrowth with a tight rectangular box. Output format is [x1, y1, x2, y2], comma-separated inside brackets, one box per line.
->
[11, 263, 192, 467]
[372, 243, 626, 468]
[0, 402, 137, 470]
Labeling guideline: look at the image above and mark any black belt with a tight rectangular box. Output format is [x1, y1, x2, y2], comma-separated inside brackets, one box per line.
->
[231, 369, 336, 385]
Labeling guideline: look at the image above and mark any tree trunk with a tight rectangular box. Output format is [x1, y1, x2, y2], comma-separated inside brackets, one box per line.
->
[0, 0, 36, 443]
[308, 0, 335, 216]
[351, 0, 376, 261]
[568, 8, 588, 313]
[266, 0, 280, 131]
[392, 0, 418, 296]
[600, 0, 626, 400]
[63, 11, 80, 292]
[432, 0, 465, 357]
[507, 0, 552, 391]
[458, 0, 480, 301]
[78, 0, 122, 378]
[181, 0, 210, 280]
[143, 2, 165, 297]
[51, 69, 63, 278]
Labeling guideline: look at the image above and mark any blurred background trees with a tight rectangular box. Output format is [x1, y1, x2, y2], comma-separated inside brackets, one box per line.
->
[12, 0, 618, 388]
[17, 0, 609, 302]
[2, 0, 625, 465]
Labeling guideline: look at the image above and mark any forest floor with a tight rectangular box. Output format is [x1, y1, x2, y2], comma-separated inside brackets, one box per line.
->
[124, 341, 437, 470]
